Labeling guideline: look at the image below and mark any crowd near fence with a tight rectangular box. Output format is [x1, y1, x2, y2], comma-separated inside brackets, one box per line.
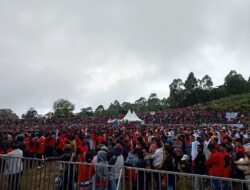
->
[0, 156, 250, 190]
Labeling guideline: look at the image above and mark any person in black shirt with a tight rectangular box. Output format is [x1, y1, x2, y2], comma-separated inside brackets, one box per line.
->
[193, 144, 206, 175]
[193, 144, 206, 190]
[163, 145, 175, 190]
[46, 144, 76, 190]
[135, 149, 148, 190]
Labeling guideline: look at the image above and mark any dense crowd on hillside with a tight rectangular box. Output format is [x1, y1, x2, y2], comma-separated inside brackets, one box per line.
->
[0, 110, 249, 190]
[0, 109, 244, 129]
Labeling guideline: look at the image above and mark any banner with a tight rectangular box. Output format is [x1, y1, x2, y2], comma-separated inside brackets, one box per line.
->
[226, 112, 238, 121]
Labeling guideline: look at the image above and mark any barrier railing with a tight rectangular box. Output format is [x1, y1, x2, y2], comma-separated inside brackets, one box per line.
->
[1, 156, 250, 190]
[115, 167, 124, 190]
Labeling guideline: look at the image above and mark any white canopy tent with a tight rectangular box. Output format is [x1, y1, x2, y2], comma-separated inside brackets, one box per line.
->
[131, 111, 143, 122]
[122, 110, 143, 123]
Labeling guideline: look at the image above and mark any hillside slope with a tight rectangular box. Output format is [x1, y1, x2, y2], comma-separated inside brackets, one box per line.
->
[191, 93, 250, 125]
[193, 93, 250, 112]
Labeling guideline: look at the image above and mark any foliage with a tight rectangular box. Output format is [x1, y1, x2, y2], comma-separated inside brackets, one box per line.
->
[224, 70, 249, 95]
[135, 97, 147, 113]
[3, 70, 248, 119]
[80, 107, 93, 116]
[53, 99, 75, 117]
[168, 78, 185, 107]
[120, 102, 135, 114]
[195, 93, 250, 112]
[167, 70, 250, 109]
[184, 72, 198, 94]
[13, 70, 248, 118]
[199, 75, 213, 90]
[0, 109, 19, 120]
[94, 105, 105, 116]
[22, 107, 39, 119]
[147, 93, 162, 112]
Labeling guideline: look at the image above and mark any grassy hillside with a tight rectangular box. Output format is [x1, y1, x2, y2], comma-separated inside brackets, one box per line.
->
[193, 93, 250, 113]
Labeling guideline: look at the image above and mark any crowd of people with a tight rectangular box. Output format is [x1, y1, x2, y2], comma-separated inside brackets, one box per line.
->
[0, 110, 249, 190]
[0, 108, 244, 128]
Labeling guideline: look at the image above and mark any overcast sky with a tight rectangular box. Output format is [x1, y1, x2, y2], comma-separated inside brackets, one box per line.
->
[0, 0, 249, 115]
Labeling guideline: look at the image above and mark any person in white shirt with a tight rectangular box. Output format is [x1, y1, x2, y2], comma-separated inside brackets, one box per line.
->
[1, 140, 23, 190]
[150, 141, 163, 189]
[108, 146, 124, 190]
[191, 135, 200, 161]
[151, 143, 163, 168]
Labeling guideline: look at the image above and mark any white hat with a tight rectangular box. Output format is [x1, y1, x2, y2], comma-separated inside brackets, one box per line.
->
[181, 154, 189, 161]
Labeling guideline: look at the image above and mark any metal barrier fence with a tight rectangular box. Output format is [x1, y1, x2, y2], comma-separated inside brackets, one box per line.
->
[0, 156, 250, 190]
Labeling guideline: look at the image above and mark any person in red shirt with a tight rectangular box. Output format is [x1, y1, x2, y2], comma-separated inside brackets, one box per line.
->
[0, 147, 4, 154]
[218, 143, 233, 188]
[78, 151, 95, 190]
[149, 137, 157, 154]
[75, 135, 82, 148]
[56, 134, 67, 156]
[206, 143, 225, 190]
[36, 134, 46, 168]
[45, 133, 56, 158]
[234, 138, 246, 159]
[30, 134, 38, 158]
[24, 134, 31, 157]
[77, 137, 89, 162]
[96, 133, 104, 146]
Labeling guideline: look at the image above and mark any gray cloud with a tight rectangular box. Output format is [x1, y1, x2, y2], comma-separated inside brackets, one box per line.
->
[0, 0, 249, 115]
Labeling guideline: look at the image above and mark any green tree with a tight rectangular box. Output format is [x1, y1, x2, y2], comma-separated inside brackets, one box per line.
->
[53, 99, 75, 117]
[106, 100, 122, 116]
[135, 97, 147, 113]
[106, 104, 118, 116]
[168, 78, 185, 107]
[209, 85, 227, 100]
[184, 72, 198, 94]
[80, 107, 93, 116]
[95, 105, 105, 116]
[23, 107, 38, 119]
[199, 75, 213, 90]
[113, 100, 122, 114]
[0, 109, 18, 120]
[184, 88, 210, 106]
[170, 79, 185, 94]
[121, 102, 134, 114]
[248, 77, 250, 91]
[224, 70, 248, 95]
[147, 93, 161, 111]
[161, 98, 170, 110]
